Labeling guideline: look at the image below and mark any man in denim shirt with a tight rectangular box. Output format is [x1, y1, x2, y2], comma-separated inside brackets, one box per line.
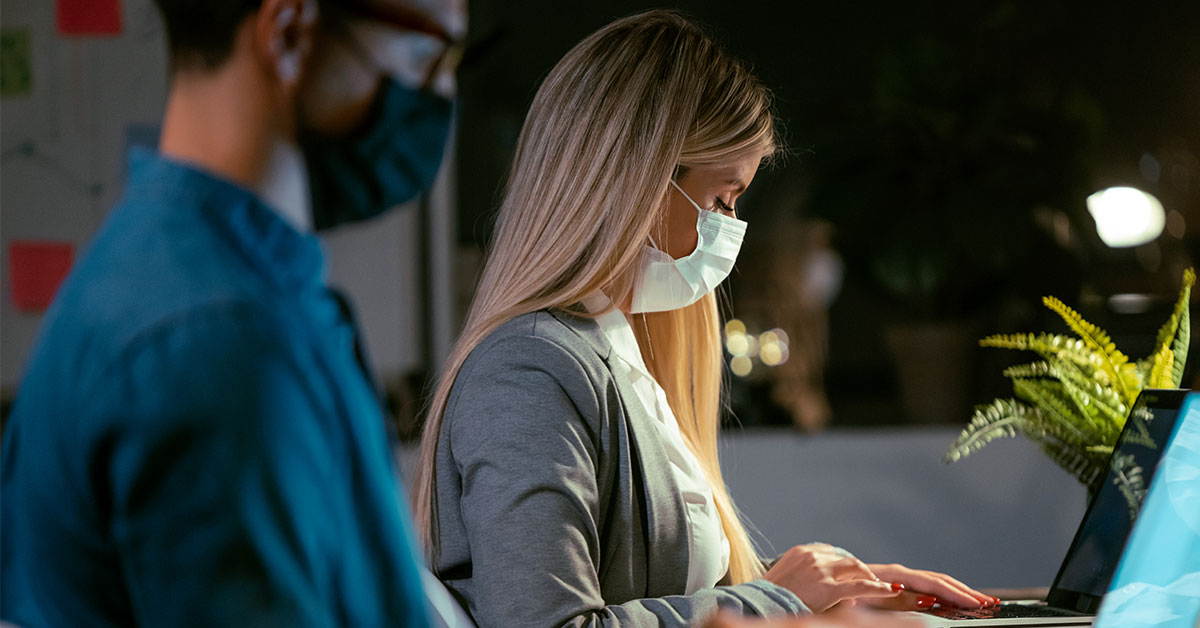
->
[1, 0, 464, 625]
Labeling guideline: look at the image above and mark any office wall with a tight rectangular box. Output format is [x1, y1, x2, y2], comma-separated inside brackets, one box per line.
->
[0, 0, 435, 394]
[717, 428, 1083, 589]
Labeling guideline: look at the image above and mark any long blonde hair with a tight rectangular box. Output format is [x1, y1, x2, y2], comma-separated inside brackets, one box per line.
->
[414, 9, 778, 584]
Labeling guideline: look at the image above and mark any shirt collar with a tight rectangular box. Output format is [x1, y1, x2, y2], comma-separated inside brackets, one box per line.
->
[125, 148, 325, 291]
[581, 291, 653, 381]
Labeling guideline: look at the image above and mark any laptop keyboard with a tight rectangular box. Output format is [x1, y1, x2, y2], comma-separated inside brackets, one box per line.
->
[930, 603, 1082, 620]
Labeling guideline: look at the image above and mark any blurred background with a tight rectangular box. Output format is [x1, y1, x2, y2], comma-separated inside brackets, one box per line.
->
[2, 0, 1198, 588]
[456, 0, 1200, 433]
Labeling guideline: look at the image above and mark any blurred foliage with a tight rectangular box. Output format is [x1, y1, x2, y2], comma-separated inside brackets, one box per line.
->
[943, 268, 1193, 495]
[809, 3, 1104, 319]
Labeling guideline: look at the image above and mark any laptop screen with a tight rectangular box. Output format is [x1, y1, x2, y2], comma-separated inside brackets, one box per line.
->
[1046, 389, 1189, 614]
[1095, 392, 1200, 628]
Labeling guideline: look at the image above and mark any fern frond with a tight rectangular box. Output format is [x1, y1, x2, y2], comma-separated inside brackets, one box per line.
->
[1049, 363, 1122, 439]
[1173, 304, 1190, 388]
[1154, 267, 1195, 349]
[1035, 437, 1105, 489]
[1011, 378, 1091, 442]
[1043, 296, 1133, 404]
[944, 392, 1107, 487]
[1109, 452, 1148, 521]
[983, 333, 1106, 381]
[1122, 405, 1159, 450]
[1020, 406, 1100, 457]
[1135, 357, 1154, 387]
[1150, 345, 1175, 389]
[943, 399, 1034, 463]
[950, 272, 1193, 492]
[1002, 362, 1053, 379]
[1153, 269, 1191, 349]
[1169, 269, 1194, 387]
[1046, 358, 1127, 428]
[982, 333, 1085, 354]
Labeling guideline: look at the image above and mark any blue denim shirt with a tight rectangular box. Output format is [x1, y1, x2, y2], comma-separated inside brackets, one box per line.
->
[1, 150, 430, 627]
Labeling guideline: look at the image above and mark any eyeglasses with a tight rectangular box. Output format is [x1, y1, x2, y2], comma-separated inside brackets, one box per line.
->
[332, 1, 465, 89]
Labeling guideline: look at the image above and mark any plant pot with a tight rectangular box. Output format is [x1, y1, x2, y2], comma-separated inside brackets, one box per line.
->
[883, 321, 978, 424]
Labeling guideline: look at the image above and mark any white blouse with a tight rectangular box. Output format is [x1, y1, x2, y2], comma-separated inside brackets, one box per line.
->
[583, 293, 731, 594]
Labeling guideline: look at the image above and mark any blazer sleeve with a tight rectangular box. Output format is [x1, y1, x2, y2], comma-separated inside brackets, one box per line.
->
[446, 334, 809, 628]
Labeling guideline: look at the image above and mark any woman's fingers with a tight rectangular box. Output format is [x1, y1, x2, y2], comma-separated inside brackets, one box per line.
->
[865, 591, 941, 611]
[913, 572, 992, 608]
[935, 572, 999, 607]
[831, 578, 904, 605]
[868, 564, 994, 608]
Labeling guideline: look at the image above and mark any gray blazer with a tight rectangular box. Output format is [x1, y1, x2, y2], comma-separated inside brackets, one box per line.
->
[432, 309, 808, 627]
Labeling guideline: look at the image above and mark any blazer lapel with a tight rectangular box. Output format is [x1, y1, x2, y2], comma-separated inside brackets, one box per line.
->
[547, 309, 692, 596]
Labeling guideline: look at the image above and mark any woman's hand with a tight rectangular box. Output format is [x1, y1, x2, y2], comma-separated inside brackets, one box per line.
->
[764, 544, 902, 613]
[862, 563, 999, 611]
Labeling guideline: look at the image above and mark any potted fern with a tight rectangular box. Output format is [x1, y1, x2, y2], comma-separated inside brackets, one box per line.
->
[943, 269, 1194, 497]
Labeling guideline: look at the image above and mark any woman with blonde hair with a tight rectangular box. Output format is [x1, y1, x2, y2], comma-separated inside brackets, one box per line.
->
[414, 10, 993, 626]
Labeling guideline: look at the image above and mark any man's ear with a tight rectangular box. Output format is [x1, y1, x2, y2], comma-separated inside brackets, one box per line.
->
[255, 0, 318, 94]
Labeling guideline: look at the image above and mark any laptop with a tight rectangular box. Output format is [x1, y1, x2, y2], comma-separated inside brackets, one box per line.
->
[910, 388, 1191, 627]
[1094, 391, 1200, 628]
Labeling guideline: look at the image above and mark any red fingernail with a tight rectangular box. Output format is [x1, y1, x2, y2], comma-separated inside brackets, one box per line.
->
[891, 583, 905, 592]
[917, 596, 936, 608]
[992, 597, 1002, 604]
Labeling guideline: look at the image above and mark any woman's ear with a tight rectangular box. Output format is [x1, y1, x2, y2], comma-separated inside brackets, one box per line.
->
[255, 0, 318, 95]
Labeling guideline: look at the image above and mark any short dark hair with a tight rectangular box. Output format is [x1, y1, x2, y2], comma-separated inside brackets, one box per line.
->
[152, 0, 263, 72]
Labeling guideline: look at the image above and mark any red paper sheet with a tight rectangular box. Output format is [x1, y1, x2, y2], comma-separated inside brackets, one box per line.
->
[56, 0, 122, 36]
[9, 241, 74, 312]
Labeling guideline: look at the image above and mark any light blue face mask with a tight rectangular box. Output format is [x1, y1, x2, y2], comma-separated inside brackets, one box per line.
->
[302, 76, 453, 230]
[630, 179, 748, 313]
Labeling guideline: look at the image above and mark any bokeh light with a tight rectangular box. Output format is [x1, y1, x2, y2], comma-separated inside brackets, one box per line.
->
[1086, 186, 1166, 248]
[725, 322, 791, 375]
[761, 342, 784, 366]
[730, 355, 753, 377]
[726, 332, 749, 356]
[1167, 209, 1186, 239]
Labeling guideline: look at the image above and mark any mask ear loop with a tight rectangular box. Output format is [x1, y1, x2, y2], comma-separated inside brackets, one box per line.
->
[668, 179, 699, 209]
[646, 181, 673, 251]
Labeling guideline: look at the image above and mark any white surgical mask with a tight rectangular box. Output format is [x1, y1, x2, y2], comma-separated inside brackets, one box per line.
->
[630, 180, 747, 313]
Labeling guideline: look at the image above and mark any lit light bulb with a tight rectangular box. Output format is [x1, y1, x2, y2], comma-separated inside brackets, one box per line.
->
[1086, 187, 1166, 248]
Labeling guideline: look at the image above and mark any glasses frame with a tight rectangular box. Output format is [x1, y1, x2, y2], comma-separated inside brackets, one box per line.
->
[332, 1, 464, 89]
